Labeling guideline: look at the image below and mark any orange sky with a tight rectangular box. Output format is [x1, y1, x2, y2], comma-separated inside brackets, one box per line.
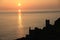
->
[0, 0, 60, 12]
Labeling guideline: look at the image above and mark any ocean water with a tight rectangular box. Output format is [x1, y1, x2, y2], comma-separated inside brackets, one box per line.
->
[0, 12, 60, 40]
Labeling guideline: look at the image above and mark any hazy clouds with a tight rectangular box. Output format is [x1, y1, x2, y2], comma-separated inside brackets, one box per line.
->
[0, 0, 60, 11]
[21, 0, 60, 10]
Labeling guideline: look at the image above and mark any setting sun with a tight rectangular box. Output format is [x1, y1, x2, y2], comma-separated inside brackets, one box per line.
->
[18, 3, 21, 6]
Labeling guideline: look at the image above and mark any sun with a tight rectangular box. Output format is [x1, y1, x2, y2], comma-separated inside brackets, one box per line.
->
[18, 3, 21, 6]
[18, 3, 21, 12]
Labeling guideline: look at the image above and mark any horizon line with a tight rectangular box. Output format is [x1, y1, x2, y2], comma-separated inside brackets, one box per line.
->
[0, 11, 60, 13]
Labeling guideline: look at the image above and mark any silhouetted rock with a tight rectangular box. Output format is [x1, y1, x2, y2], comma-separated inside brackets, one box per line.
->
[55, 18, 60, 32]
[16, 18, 60, 40]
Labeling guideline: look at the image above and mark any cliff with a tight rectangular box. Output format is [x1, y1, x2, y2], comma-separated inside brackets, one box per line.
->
[16, 18, 60, 40]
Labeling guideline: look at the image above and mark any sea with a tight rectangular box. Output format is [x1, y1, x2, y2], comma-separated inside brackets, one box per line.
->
[0, 12, 60, 40]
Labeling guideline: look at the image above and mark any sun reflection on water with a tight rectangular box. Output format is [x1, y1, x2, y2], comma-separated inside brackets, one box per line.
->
[18, 12, 22, 28]
[17, 10, 25, 38]
[17, 2, 25, 38]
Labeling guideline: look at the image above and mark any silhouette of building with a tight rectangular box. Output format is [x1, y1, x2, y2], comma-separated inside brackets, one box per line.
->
[16, 18, 60, 40]
[46, 19, 50, 27]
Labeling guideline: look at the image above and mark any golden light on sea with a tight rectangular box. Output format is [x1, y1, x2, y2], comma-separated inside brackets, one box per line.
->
[18, 9, 21, 12]
[17, 2, 25, 38]
[18, 12, 22, 28]
[17, 12, 25, 38]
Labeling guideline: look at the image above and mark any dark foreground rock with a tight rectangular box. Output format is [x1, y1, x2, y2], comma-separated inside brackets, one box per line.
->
[16, 18, 60, 40]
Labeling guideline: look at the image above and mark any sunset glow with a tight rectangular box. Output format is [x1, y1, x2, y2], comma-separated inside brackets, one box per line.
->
[0, 0, 60, 40]
[18, 1, 21, 12]
[17, 1, 25, 37]
[0, 0, 59, 12]
[18, 3, 21, 6]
